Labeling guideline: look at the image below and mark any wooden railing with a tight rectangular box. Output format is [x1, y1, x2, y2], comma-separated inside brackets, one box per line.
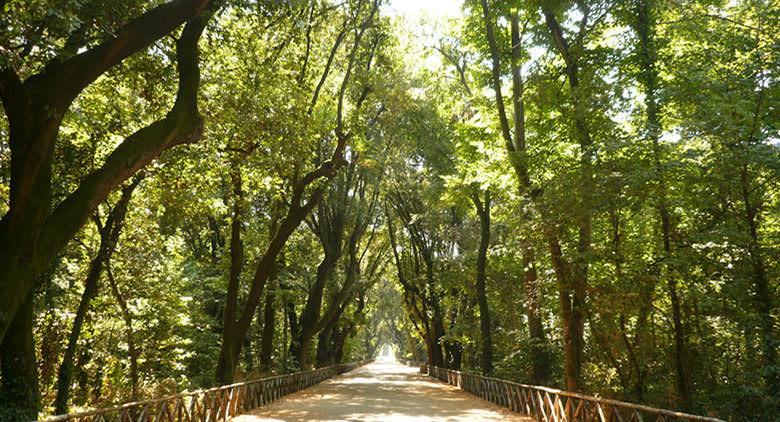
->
[426, 366, 725, 422]
[39, 361, 370, 422]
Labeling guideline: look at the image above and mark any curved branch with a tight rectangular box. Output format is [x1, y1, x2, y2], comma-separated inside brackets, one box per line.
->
[50, 0, 211, 105]
[41, 12, 211, 269]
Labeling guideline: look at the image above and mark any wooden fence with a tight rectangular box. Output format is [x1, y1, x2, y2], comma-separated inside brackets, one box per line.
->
[39, 361, 369, 422]
[426, 366, 725, 422]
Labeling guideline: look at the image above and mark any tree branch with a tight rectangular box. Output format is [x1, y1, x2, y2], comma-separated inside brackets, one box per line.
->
[40, 11, 211, 265]
[49, 0, 211, 105]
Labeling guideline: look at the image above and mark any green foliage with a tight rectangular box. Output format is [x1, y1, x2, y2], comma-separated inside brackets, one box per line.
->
[1, 0, 778, 420]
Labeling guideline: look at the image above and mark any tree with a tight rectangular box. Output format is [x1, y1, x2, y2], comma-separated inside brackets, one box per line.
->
[472, 0, 557, 385]
[0, 1, 216, 417]
[3, 1, 779, 420]
[470, 188, 492, 374]
[54, 176, 142, 414]
[215, 0, 380, 381]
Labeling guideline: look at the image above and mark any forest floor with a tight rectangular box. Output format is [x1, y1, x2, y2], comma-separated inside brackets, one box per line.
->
[232, 361, 532, 421]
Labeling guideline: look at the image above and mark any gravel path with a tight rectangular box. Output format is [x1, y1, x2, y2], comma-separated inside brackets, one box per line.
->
[232, 361, 532, 421]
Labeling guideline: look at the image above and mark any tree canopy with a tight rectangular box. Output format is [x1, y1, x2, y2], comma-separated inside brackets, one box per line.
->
[0, 0, 778, 420]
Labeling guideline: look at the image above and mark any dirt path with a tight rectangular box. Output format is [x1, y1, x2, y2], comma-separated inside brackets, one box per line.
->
[232, 361, 532, 421]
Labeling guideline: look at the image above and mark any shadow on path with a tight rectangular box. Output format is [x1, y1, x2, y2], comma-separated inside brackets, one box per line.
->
[233, 361, 532, 421]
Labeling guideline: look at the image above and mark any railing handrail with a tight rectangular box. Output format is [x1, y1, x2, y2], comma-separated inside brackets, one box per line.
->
[426, 365, 725, 422]
[39, 360, 370, 422]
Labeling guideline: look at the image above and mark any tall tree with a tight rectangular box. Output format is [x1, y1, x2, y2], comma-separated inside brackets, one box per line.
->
[538, 2, 596, 391]
[0, 0, 213, 346]
[470, 188, 493, 374]
[631, 0, 691, 406]
[0, 2, 216, 416]
[54, 177, 142, 414]
[475, 0, 556, 385]
[215, 0, 379, 381]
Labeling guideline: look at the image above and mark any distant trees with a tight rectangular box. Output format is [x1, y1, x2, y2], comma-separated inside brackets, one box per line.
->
[216, 0, 380, 381]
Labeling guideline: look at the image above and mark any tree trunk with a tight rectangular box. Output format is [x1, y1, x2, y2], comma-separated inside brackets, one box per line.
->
[541, 6, 594, 392]
[523, 244, 550, 383]
[558, 282, 582, 391]
[740, 164, 777, 395]
[259, 282, 277, 372]
[294, 159, 356, 367]
[243, 336, 253, 372]
[333, 326, 350, 363]
[207, 216, 222, 264]
[0, 0, 212, 345]
[315, 295, 350, 366]
[668, 279, 690, 406]
[295, 251, 340, 367]
[445, 299, 465, 370]
[36, 267, 63, 395]
[431, 302, 446, 368]
[259, 205, 285, 374]
[54, 256, 102, 414]
[424, 335, 435, 368]
[216, 170, 245, 384]
[472, 189, 493, 375]
[287, 301, 301, 367]
[316, 326, 335, 366]
[387, 202, 442, 369]
[479, 3, 555, 385]
[54, 177, 139, 414]
[282, 299, 290, 366]
[107, 263, 139, 403]
[216, 168, 333, 381]
[0, 295, 38, 420]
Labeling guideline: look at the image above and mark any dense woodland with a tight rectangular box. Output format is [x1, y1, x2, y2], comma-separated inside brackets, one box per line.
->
[0, 0, 778, 420]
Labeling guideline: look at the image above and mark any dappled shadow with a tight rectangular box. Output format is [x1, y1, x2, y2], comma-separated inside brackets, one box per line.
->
[232, 362, 531, 421]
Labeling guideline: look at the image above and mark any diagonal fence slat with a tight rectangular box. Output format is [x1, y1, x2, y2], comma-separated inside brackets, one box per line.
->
[422, 365, 725, 422]
[38, 360, 371, 422]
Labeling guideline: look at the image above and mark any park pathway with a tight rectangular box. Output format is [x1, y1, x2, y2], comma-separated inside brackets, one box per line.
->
[233, 361, 532, 421]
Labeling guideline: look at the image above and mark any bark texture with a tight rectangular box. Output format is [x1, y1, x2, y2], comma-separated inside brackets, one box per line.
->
[471, 189, 493, 375]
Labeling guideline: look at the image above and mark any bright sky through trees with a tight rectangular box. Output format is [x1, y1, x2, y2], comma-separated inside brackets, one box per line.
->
[387, 0, 462, 20]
